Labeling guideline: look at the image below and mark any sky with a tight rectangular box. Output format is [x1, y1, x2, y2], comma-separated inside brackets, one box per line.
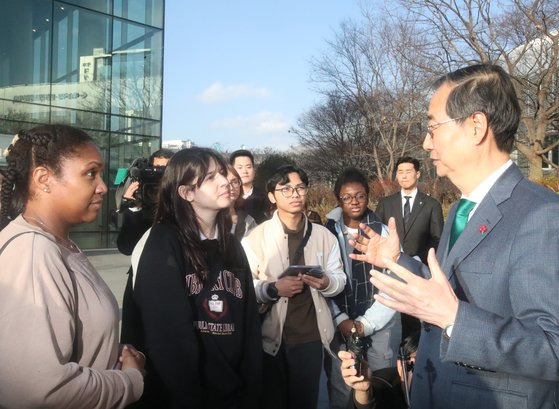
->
[161, 1, 365, 152]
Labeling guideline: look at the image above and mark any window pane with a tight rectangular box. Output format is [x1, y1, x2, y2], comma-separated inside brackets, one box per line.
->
[114, 0, 164, 28]
[63, 0, 111, 14]
[109, 133, 159, 170]
[50, 106, 109, 131]
[0, 0, 52, 97]
[112, 19, 163, 120]
[0, 100, 50, 124]
[52, 2, 111, 113]
[111, 114, 161, 137]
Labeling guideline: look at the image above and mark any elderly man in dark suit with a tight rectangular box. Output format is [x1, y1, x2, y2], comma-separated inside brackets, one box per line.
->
[350, 64, 559, 409]
[376, 156, 444, 340]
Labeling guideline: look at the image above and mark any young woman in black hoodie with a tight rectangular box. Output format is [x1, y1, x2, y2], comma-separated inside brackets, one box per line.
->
[121, 147, 262, 408]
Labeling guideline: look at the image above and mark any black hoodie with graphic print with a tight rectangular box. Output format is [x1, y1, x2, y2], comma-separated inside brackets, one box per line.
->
[121, 223, 262, 409]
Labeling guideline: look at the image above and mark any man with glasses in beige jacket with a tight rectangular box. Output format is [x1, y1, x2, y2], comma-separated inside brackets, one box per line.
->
[242, 164, 346, 409]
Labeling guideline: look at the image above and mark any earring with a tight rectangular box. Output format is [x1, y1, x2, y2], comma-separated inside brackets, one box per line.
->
[43, 187, 50, 193]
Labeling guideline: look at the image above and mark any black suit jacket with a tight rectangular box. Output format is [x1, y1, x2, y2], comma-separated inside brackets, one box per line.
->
[241, 188, 269, 224]
[116, 207, 154, 255]
[376, 190, 443, 264]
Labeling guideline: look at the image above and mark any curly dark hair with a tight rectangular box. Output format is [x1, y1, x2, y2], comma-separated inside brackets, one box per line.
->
[0, 124, 93, 230]
[333, 167, 369, 199]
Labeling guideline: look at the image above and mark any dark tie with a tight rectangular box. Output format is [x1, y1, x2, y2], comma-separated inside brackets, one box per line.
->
[448, 199, 476, 253]
[403, 196, 411, 226]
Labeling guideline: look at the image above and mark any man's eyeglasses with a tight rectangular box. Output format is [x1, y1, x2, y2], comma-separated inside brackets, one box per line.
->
[340, 193, 367, 204]
[228, 179, 241, 189]
[426, 117, 465, 137]
[275, 185, 309, 198]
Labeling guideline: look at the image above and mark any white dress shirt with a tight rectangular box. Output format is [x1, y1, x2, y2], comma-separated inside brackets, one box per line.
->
[464, 160, 513, 220]
[401, 188, 418, 216]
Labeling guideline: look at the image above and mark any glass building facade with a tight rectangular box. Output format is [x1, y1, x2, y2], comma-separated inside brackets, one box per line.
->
[0, 0, 164, 248]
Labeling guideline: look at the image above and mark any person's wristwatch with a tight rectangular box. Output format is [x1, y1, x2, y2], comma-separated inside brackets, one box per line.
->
[266, 282, 279, 301]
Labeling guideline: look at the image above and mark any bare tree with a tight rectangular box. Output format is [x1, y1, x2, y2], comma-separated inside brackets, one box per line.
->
[307, 17, 428, 190]
[290, 92, 375, 181]
[396, 0, 559, 179]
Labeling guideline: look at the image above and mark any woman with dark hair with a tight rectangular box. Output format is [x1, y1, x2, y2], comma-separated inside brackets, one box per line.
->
[227, 163, 257, 240]
[122, 147, 262, 408]
[0, 124, 144, 408]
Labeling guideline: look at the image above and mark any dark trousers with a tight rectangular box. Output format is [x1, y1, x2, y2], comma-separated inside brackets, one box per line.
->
[262, 340, 323, 409]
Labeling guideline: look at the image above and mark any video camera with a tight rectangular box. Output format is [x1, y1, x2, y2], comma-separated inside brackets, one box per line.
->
[115, 157, 166, 211]
[346, 324, 370, 377]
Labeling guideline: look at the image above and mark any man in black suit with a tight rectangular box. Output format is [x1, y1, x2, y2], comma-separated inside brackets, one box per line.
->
[375, 156, 443, 339]
[229, 149, 269, 223]
[376, 157, 443, 264]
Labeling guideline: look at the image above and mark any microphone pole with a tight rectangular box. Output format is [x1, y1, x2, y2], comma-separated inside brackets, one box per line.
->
[399, 346, 411, 408]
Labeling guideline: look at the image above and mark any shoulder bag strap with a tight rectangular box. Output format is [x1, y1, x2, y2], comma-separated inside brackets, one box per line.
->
[293, 221, 312, 264]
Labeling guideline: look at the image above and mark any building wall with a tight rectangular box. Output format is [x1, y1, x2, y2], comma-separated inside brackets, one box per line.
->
[0, 0, 164, 248]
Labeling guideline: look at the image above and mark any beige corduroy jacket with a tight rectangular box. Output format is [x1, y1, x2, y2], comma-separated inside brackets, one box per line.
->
[242, 211, 345, 356]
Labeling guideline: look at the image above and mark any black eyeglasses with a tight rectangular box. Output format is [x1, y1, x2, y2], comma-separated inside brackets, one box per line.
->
[275, 185, 308, 198]
[340, 192, 367, 204]
[228, 179, 241, 188]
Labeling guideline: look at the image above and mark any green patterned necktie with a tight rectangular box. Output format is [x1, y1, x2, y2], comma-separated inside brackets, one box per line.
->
[448, 199, 476, 253]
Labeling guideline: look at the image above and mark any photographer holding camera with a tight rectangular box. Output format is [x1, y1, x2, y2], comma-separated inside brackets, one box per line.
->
[339, 331, 419, 409]
[116, 149, 173, 255]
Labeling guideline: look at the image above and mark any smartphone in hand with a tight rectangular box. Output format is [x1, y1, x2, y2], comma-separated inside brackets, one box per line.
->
[279, 265, 324, 278]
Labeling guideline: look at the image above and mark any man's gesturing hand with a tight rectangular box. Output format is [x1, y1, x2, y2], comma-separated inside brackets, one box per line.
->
[370, 248, 459, 329]
[349, 217, 401, 268]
